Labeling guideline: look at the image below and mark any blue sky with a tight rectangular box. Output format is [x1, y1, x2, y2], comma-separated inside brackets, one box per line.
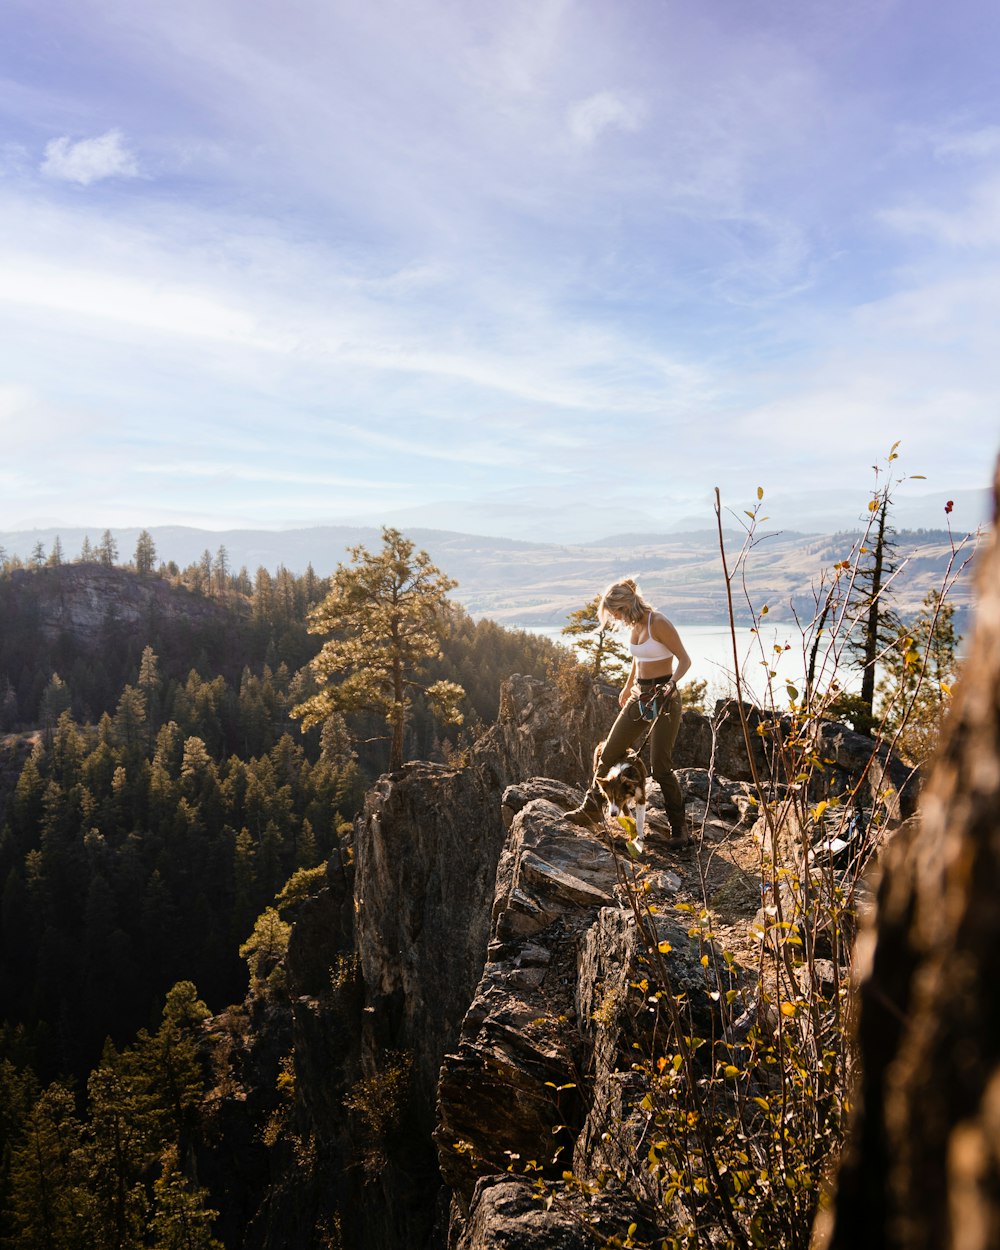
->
[0, 0, 997, 541]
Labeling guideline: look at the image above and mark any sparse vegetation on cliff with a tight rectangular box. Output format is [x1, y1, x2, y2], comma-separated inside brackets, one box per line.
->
[0, 473, 983, 1249]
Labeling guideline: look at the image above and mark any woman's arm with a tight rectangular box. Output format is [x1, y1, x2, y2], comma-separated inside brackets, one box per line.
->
[652, 614, 691, 685]
[620, 658, 637, 707]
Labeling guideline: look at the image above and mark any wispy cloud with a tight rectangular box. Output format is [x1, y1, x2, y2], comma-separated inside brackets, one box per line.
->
[0, 0, 993, 538]
[41, 129, 139, 185]
[931, 125, 1000, 161]
[567, 90, 644, 146]
[880, 176, 1000, 248]
[131, 460, 410, 491]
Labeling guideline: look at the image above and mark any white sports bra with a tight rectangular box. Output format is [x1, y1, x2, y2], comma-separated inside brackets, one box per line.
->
[629, 612, 675, 662]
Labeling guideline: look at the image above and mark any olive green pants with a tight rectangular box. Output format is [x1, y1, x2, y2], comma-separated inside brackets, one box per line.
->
[594, 683, 685, 833]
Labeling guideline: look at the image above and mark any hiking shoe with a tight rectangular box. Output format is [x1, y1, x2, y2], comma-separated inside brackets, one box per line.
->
[668, 826, 694, 848]
[565, 801, 601, 829]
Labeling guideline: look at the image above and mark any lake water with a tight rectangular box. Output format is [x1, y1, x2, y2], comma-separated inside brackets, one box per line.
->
[523, 621, 862, 707]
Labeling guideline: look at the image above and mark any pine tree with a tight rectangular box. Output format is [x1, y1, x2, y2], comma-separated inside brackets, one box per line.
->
[97, 530, 119, 567]
[561, 596, 631, 684]
[253, 567, 273, 623]
[113, 685, 148, 758]
[134, 530, 157, 576]
[148, 1151, 223, 1250]
[138, 646, 162, 744]
[232, 829, 257, 940]
[85, 1044, 154, 1249]
[39, 673, 72, 729]
[212, 546, 229, 596]
[6, 1083, 94, 1249]
[129, 981, 210, 1149]
[239, 907, 290, 987]
[292, 528, 465, 770]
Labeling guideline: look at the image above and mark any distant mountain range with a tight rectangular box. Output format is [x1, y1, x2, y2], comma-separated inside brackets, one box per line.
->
[0, 519, 982, 628]
[289, 483, 992, 544]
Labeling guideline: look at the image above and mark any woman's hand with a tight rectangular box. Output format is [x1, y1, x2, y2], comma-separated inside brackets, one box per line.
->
[619, 685, 632, 708]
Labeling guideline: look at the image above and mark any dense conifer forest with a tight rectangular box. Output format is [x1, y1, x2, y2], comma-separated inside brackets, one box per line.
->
[0, 548, 562, 1241]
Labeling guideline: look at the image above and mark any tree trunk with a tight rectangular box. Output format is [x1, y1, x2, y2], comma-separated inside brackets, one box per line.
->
[390, 661, 405, 771]
[816, 458, 1000, 1250]
[858, 498, 888, 732]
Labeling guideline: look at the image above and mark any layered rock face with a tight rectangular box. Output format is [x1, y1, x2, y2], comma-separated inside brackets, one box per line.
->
[6, 563, 235, 648]
[816, 467, 1000, 1249]
[204, 674, 617, 1250]
[203, 669, 917, 1249]
[435, 796, 725, 1249]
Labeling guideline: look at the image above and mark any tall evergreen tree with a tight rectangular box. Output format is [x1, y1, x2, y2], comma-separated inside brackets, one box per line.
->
[212, 547, 229, 595]
[134, 530, 157, 576]
[561, 596, 631, 684]
[5, 1083, 93, 1249]
[148, 1153, 223, 1250]
[85, 1045, 153, 1250]
[97, 530, 118, 568]
[292, 527, 465, 770]
[39, 674, 72, 729]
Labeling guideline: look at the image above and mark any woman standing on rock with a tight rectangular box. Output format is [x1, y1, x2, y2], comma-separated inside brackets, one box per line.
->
[566, 578, 692, 845]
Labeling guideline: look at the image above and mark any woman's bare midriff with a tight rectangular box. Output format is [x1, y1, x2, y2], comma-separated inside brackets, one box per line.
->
[636, 662, 673, 681]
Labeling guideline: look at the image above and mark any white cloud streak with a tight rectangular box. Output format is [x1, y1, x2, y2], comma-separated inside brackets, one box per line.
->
[0, 0, 993, 536]
[41, 129, 139, 185]
[567, 90, 644, 146]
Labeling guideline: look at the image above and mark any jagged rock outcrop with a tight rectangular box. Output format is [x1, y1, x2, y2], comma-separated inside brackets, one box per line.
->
[812, 719, 920, 820]
[435, 797, 728, 1249]
[476, 672, 617, 784]
[200, 663, 921, 1249]
[201, 675, 614, 1250]
[816, 462, 999, 1250]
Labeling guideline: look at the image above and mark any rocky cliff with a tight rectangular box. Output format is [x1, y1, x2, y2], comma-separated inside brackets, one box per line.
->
[5, 563, 238, 649]
[199, 672, 620, 1249]
[200, 670, 917, 1249]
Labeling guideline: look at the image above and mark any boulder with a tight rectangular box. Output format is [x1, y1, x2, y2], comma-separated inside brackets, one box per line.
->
[453, 1178, 596, 1250]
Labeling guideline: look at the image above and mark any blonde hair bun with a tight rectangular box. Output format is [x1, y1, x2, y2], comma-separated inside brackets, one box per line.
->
[597, 578, 653, 628]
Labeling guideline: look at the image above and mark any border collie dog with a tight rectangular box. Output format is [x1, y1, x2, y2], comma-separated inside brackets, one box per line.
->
[593, 743, 648, 850]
